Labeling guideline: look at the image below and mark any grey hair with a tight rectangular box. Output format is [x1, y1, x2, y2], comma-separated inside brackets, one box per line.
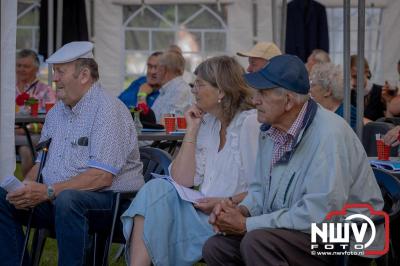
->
[17, 49, 40, 68]
[273, 87, 310, 104]
[310, 62, 344, 101]
[159, 51, 185, 76]
[311, 49, 331, 64]
[73, 58, 99, 81]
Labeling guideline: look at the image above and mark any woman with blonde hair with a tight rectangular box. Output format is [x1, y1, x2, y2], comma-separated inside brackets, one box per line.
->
[121, 55, 260, 266]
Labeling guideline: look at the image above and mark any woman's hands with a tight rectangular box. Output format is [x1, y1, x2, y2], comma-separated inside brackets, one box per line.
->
[184, 105, 204, 132]
[194, 197, 224, 214]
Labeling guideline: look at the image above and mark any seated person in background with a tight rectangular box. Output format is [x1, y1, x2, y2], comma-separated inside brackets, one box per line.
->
[151, 51, 193, 123]
[236, 41, 281, 73]
[15, 49, 56, 177]
[121, 56, 260, 266]
[118, 51, 163, 108]
[309, 62, 357, 130]
[382, 59, 400, 116]
[305, 49, 331, 73]
[383, 125, 400, 147]
[203, 55, 384, 266]
[168, 44, 195, 84]
[0, 42, 144, 265]
[350, 55, 386, 121]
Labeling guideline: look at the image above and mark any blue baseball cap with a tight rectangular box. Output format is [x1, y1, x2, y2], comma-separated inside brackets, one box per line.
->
[244, 54, 310, 94]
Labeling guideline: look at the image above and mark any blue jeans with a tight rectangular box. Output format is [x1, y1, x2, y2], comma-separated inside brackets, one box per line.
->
[0, 187, 114, 266]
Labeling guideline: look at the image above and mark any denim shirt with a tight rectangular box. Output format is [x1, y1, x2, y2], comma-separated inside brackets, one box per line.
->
[240, 99, 384, 249]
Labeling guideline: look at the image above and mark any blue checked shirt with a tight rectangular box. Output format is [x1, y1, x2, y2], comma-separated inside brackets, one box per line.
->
[37, 82, 144, 192]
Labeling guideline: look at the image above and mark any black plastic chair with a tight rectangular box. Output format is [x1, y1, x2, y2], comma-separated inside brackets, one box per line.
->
[30, 147, 172, 266]
[92, 147, 172, 265]
[376, 117, 400, 126]
[362, 122, 397, 157]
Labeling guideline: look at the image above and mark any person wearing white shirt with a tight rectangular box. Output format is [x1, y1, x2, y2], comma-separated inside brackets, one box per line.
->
[121, 56, 260, 266]
[151, 51, 193, 123]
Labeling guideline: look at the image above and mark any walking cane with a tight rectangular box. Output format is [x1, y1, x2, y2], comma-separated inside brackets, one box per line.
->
[20, 138, 52, 266]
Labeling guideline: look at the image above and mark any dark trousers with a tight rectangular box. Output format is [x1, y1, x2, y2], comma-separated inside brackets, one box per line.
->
[0, 188, 115, 266]
[202, 228, 335, 266]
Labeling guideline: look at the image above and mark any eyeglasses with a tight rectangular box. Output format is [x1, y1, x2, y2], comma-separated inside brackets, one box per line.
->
[192, 80, 208, 92]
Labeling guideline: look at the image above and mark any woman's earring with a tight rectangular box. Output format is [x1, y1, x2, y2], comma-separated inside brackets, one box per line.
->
[218, 98, 221, 103]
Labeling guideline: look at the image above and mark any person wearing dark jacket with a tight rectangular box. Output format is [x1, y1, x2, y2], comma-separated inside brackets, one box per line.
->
[350, 55, 385, 121]
[285, 0, 329, 62]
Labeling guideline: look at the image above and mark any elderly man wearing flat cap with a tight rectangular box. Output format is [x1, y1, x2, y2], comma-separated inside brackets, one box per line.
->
[0, 41, 144, 265]
[203, 55, 384, 266]
[237, 41, 281, 73]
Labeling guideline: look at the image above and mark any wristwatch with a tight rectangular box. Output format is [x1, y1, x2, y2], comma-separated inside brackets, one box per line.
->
[47, 185, 56, 201]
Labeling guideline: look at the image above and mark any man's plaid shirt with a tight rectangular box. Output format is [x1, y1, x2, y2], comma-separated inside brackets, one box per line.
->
[266, 101, 309, 168]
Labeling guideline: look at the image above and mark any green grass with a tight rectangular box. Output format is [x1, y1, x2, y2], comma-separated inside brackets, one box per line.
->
[15, 165, 126, 265]
[35, 239, 125, 266]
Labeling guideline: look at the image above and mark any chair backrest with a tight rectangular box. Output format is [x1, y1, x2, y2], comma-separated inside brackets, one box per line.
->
[139, 147, 172, 183]
[362, 122, 397, 156]
[376, 117, 400, 126]
[372, 168, 400, 220]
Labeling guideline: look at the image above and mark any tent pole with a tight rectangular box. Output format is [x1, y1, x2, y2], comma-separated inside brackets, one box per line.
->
[356, 0, 365, 138]
[280, 0, 287, 52]
[47, 0, 54, 86]
[343, 0, 351, 126]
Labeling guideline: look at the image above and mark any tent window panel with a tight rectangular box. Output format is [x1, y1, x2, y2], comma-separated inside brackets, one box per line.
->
[123, 4, 227, 81]
[177, 31, 201, 53]
[16, 28, 35, 50]
[185, 10, 223, 29]
[152, 31, 175, 51]
[18, 7, 39, 26]
[125, 52, 149, 78]
[123, 5, 140, 21]
[178, 4, 201, 24]
[127, 8, 169, 28]
[125, 30, 149, 50]
[365, 31, 378, 52]
[18, 3, 33, 14]
[327, 7, 382, 82]
[152, 5, 175, 24]
[204, 32, 226, 52]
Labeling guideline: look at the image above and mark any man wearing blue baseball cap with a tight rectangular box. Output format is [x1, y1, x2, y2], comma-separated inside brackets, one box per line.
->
[203, 55, 384, 265]
[0, 42, 144, 265]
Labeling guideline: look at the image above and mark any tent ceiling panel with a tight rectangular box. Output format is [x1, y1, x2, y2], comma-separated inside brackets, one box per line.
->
[112, 0, 234, 5]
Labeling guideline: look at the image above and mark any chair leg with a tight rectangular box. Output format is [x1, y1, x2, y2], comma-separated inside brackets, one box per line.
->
[92, 233, 108, 266]
[31, 228, 50, 266]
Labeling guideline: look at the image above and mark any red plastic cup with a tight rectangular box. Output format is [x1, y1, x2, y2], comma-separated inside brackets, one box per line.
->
[30, 103, 39, 117]
[376, 139, 390, 160]
[164, 117, 176, 134]
[45, 102, 55, 113]
[176, 116, 187, 130]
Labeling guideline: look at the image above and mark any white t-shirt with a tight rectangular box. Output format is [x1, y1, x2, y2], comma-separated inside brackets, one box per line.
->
[194, 109, 260, 197]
